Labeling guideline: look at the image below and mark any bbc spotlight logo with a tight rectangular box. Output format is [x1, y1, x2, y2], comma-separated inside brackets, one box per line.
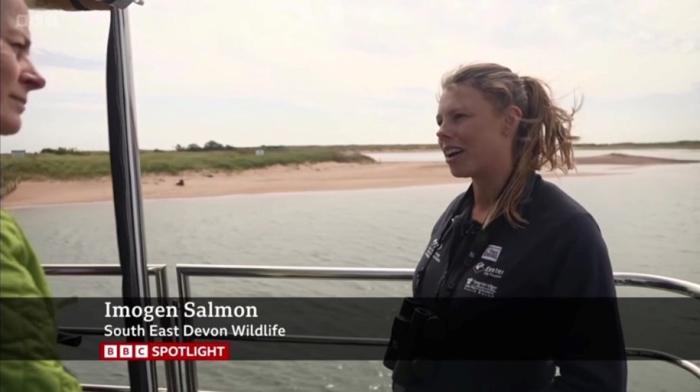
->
[100, 342, 230, 361]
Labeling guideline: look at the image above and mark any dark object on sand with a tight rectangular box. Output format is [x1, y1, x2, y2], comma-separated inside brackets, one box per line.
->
[176, 179, 185, 186]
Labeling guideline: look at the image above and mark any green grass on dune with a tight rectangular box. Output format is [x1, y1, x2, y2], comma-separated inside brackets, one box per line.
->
[0, 147, 373, 197]
[139, 148, 371, 175]
[2, 140, 698, 198]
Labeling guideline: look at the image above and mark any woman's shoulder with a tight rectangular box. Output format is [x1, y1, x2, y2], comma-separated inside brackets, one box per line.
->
[0, 209, 52, 298]
[0, 210, 24, 244]
[528, 177, 596, 229]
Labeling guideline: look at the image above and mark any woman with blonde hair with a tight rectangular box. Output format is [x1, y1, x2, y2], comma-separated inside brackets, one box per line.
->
[387, 63, 626, 391]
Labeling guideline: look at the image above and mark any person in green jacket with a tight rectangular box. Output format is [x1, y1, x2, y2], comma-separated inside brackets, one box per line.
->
[1, 0, 81, 390]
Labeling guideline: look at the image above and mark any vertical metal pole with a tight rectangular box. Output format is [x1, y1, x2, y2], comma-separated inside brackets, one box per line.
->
[177, 269, 199, 392]
[154, 267, 181, 392]
[106, 6, 157, 392]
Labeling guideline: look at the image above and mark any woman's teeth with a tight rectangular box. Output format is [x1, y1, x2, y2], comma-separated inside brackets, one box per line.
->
[444, 147, 463, 158]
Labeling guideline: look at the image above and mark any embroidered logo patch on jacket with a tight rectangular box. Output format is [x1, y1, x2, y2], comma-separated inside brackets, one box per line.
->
[481, 244, 502, 262]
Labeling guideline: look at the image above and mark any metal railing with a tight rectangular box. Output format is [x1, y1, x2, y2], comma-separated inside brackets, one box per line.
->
[177, 265, 700, 390]
[43, 264, 181, 392]
[79, 385, 217, 392]
[175, 265, 416, 392]
[43, 264, 700, 391]
[614, 272, 700, 298]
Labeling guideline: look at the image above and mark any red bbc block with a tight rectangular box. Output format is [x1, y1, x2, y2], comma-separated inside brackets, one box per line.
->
[100, 342, 230, 361]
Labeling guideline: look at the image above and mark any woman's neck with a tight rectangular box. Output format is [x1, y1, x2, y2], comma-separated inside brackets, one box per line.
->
[470, 165, 513, 223]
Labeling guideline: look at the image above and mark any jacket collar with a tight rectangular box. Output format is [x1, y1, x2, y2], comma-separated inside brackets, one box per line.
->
[458, 171, 540, 226]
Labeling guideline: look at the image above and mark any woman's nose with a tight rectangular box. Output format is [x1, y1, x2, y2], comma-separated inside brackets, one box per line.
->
[21, 61, 46, 91]
[436, 124, 450, 139]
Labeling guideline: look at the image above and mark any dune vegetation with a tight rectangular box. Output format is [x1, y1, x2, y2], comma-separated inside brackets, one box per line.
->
[0, 146, 373, 198]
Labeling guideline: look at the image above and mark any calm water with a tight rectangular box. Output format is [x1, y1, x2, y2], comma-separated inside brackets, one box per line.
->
[7, 149, 700, 391]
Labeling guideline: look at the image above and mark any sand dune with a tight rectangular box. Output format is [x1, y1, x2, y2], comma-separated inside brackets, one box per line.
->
[575, 153, 699, 165]
[1, 154, 696, 208]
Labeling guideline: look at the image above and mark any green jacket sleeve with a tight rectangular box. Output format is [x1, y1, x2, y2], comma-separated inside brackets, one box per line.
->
[1, 210, 82, 392]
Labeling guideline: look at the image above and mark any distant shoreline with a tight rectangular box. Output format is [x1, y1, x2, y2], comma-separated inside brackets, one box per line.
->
[2, 141, 699, 156]
[1, 153, 697, 209]
[343, 141, 700, 151]
[575, 153, 699, 165]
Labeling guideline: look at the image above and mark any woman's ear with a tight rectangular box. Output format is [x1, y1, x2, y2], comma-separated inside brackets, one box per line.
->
[502, 105, 523, 137]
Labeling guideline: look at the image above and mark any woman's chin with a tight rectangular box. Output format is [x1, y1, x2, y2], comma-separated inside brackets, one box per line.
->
[0, 113, 22, 135]
[447, 165, 473, 179]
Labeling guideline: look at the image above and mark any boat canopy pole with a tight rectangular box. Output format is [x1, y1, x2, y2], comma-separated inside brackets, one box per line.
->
[26, 2, 166, 390]
[105, 1, 157, 391]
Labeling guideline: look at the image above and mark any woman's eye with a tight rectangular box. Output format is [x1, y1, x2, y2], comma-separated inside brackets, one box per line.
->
[10, 43, 27, 56]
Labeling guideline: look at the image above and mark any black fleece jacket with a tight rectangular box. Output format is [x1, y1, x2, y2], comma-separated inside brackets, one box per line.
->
[394, 174, 627, 392]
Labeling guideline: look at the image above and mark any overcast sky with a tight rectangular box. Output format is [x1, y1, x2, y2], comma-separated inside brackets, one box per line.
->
[2, 0, 699, 152]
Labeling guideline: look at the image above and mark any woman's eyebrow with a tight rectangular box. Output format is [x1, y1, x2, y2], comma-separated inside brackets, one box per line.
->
[441, 109, 465, 117]
[7, 30, 32, 48]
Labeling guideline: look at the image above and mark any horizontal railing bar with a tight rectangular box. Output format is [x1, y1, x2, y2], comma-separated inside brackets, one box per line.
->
[614, 272, 700, 298]
[177, 264, 414, 280]
[59, 327, 106, 336]
[626, 348, 700, 380]
[44, 264, 166, 276]
[59, 327, 388, 345]
[82, 385, 217, 392]
[207, 333, 387, 346]
[81, 385, 131, 392]
[44, 265, 700, 299]
[177, 265, 700, 297]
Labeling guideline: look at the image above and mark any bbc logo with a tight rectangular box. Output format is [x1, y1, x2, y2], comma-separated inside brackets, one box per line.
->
[102, 344, 148, 360]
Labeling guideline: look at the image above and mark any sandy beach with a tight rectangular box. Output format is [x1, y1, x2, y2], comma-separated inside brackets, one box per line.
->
[1, 153, 696, 209]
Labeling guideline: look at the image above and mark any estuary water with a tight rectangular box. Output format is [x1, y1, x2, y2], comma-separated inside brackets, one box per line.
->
[6, 149, 700, 391]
